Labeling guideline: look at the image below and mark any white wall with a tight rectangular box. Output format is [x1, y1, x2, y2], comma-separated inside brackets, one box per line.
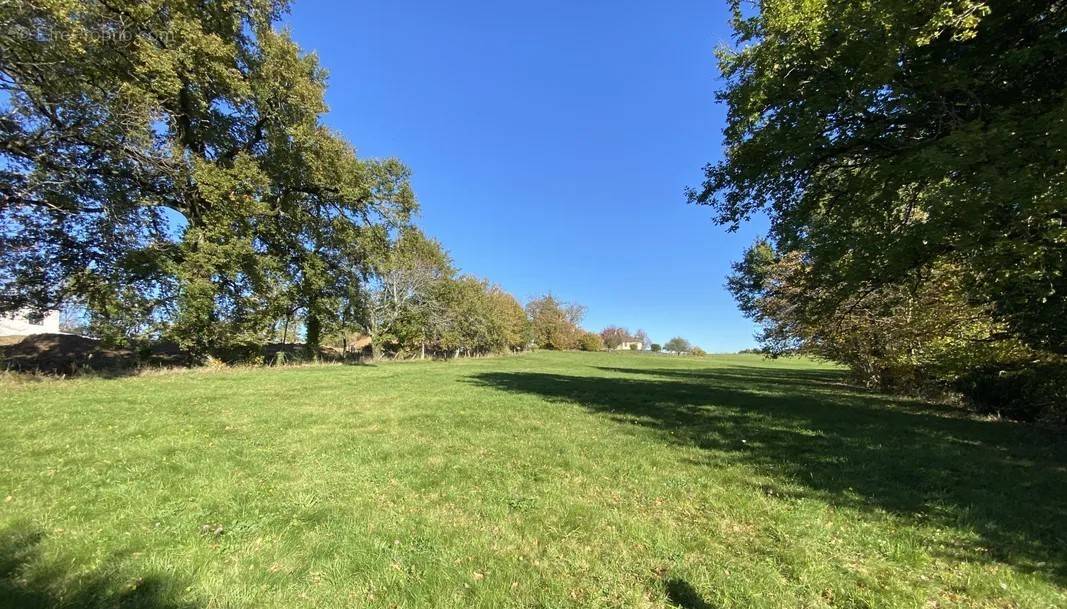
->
[0, 310, 60, 336]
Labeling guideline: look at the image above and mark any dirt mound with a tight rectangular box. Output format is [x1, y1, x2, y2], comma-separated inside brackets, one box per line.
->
[0, 333, 134, 374]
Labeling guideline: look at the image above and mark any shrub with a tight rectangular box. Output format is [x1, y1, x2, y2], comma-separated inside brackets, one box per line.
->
[650, 344, 662, 352]
[690, 347, 707, 356]
[955, 362, 1067, 423]
[577, 332, 605, 352]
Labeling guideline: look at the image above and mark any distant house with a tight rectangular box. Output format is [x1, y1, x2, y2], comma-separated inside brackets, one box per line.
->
[0, 310, 60, 336]
[615, 341, 643, 351]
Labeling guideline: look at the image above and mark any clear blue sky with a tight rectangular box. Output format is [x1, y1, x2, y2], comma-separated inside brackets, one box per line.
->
[284, 0, 766, 352]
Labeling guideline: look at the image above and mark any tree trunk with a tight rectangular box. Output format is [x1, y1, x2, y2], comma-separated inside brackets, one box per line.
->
[304, 311, 321, 359]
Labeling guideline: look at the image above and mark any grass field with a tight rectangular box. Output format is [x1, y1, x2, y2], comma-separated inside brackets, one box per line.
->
[1, 352, 1065, 608]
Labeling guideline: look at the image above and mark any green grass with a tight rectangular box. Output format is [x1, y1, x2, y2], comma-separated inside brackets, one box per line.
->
[1, 352, 1065, 608]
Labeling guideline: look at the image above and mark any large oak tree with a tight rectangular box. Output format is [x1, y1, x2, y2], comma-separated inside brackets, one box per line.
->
[1, 0, 414, 353]
[690, 0, 1066, 354]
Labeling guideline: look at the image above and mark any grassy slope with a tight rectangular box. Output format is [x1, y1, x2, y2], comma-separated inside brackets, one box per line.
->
[1, 352, 1065, 609]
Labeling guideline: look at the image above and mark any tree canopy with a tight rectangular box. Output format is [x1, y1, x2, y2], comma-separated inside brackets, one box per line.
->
[697, 0, 1066, 419]
[526, 295, 585, 351]
[664, 337, 691, 354]
[1, 0, 413, 354]
[690, 0, 1066, 354]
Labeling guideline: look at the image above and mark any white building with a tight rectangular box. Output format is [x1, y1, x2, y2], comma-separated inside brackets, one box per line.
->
[615, 341, 643, 351]
[0, 310, 60, 336]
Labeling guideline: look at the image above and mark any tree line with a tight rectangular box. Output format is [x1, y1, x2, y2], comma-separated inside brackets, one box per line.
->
[2, 0, 401, 358]
[0, 0, 628, 362]
[693, 0, 1065, 421]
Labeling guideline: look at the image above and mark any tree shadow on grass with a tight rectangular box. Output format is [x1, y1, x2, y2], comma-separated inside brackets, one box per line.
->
[664, 578, 717, 609]
[0, 526, 198, 609]
[467, 366, 1067, 583]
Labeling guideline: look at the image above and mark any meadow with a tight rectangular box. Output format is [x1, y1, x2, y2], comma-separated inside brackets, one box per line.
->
[1, 352, 1065, 608]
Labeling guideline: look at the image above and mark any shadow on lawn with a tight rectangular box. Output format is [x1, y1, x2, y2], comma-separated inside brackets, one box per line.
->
[664, 578, 717, 609]
[468, 365, 1067, 582]
[0, 526, 197, 609]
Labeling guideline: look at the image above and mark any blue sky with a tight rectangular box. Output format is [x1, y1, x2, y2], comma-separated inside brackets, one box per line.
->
[284, 0, 766, 352]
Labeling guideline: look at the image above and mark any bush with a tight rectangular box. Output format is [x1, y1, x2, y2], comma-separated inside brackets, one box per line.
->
[690, 347, 707, 356]
[650, 343, 662, 352]
[955, 362, 1067, 423]
[577, 332, 605, 352]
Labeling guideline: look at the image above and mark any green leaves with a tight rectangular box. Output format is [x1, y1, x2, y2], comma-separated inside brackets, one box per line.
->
[0, 0, 418, 356]
[917, 1, 991, 45]
[696, 0, 1067, 361]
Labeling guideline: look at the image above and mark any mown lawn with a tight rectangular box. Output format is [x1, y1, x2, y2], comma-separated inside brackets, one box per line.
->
[1, 352, 1065, 608]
